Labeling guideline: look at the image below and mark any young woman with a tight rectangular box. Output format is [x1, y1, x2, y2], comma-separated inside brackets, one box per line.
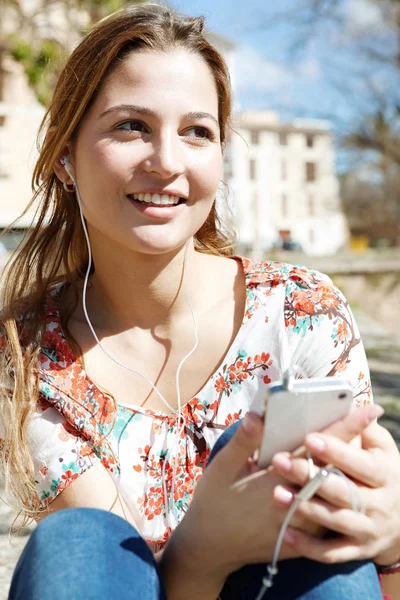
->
[1, 4, 400, 599]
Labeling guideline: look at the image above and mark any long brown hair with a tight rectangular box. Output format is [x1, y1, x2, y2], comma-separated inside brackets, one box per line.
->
[0, 2, 235, 526]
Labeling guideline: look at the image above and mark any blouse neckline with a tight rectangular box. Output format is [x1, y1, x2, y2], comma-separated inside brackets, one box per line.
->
[43, 255, 253, 420]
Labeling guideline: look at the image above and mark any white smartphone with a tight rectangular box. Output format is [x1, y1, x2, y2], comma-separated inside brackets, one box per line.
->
[257, 377, 353, 468]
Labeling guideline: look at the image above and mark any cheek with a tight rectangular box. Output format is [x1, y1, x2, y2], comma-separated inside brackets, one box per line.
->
[191, 155, 222, 197]
[77, 143, 130, 186]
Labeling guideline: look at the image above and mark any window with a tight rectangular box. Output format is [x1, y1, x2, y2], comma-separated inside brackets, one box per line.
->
[249, 159, 256, 180]
[281, 193, 287, 218]
[306, 162, 316, 182]
[308, 194, 314, 216]
[279, 132, 288, 146]
[306, 134, 314, 148]
[281, 159, 287, 181]
[251, 130, 259, 145]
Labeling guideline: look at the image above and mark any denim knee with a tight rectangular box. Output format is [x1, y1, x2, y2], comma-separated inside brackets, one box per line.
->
[9, 508, 166, 600]
[208, 419, 242, 464]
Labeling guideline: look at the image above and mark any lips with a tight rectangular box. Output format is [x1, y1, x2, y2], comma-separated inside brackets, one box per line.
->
[127, 194, 186, 219]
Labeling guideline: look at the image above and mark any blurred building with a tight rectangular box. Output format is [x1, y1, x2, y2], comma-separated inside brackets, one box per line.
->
[1, 5, 346, 258]
[227, 110, 348, 256]
[0, 58, 45, 238]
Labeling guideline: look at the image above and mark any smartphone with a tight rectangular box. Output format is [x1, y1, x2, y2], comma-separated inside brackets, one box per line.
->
[257, 377, 353, 468]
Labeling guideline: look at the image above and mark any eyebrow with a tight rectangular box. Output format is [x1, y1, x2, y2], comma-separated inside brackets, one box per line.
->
[98, 104, 220, 129]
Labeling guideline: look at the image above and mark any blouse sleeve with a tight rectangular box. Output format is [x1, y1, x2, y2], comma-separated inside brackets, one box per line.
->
[283, 269, 372, 407]
[28, 401, 100, 510]
[0, 325, 100, 512]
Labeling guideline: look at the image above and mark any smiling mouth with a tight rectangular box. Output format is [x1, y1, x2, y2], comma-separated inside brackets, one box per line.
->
[127, 193, 187, 207]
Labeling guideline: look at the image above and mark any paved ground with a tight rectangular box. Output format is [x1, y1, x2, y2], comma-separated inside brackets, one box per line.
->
[0, 310, 399, 599]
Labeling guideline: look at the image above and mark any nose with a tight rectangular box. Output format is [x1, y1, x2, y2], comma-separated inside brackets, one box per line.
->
[142, 130, 185, 179]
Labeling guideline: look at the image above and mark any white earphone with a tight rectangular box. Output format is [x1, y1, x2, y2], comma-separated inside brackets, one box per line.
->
[60, 155, 74, 179]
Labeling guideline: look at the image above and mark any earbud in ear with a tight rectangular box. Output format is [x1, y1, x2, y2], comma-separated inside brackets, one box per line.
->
[60, 155, 75, 183]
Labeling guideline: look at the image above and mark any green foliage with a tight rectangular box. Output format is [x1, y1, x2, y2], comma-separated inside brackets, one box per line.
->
[10, 41, 32, 63]
[3, 0, 147, 105]
[8, 35, 63, 106]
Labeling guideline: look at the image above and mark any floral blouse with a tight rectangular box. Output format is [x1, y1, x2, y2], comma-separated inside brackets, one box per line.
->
[1, 257, 372, 553]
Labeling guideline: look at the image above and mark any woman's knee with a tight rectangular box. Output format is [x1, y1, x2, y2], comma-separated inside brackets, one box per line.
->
[10, 508, 165, 600]
[36, 506, 136, 537]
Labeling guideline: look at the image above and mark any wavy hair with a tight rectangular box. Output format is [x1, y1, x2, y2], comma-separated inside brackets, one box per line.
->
[0, 2, 235, 528]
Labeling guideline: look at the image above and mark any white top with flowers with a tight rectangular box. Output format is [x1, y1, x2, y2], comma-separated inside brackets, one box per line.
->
[0, 257, 372, 552]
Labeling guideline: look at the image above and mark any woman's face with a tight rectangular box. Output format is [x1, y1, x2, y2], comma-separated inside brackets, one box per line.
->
[70, 49, 223, 255]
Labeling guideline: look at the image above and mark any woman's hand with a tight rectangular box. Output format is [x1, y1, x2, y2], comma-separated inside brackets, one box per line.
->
[160, 404, 384, 600]
[271, 406, 400, 567]
[161, 411, 300, 600]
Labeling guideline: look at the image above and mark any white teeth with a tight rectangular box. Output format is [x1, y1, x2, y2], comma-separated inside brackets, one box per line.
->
[131, 192, 181, 205]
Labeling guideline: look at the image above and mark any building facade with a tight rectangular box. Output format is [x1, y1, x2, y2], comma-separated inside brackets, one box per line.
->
[227, 110, 348, 256]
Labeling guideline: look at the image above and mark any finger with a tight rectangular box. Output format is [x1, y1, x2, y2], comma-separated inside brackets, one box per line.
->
[361, 420, 399, 455]
[272, 457, 363, 509]
[320, 404, 384, 443]
[210, 412, 264, 483]
[290, 404, 384, 461]
[305, 432, 385, 488]
[283, 528, 368, 563]
[272, 453, 320, 488]
[274, 488, 371, 539]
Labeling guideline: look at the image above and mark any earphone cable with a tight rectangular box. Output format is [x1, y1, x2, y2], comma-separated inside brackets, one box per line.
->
[66, 157, 199, 528]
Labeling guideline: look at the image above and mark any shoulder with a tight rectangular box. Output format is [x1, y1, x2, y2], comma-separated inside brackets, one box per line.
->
[236, 255, 333, 291]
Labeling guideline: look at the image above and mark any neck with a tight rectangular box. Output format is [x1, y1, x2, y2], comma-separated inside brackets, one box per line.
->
[80, 238, 204, 333]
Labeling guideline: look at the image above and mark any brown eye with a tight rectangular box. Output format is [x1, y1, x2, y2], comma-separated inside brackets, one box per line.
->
[185, 126, 215, 141]
[115, 120, 147, 132]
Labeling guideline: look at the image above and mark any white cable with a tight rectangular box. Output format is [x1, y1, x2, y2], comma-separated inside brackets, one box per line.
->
[62, 157, 199, 529]
[253, 364, 366, 600]
[253, 464, 365, 600]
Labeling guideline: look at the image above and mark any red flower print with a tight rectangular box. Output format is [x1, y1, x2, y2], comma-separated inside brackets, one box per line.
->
[225, 411, 242, 427]
[97, 399, 115, 426]
[58, 421, 80, 442]
[39, 465, 49, 477]
[78, 444, 94, 458]
[58, 470, 79, 492]
[337, 322, 348, 341]
[215, 376, 229, 393]
[318, 285, 341, 309]
[293, 291, 315, 316]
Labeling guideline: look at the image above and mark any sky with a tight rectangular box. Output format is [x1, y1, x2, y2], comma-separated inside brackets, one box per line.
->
[169, 0, 399, 171]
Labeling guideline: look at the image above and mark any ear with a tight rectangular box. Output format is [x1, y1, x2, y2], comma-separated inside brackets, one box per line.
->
[54, 146, 74, 184]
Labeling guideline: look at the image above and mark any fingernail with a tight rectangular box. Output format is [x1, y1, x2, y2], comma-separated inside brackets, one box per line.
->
[242, 412, 261, 436]
[283, 530, 296, 545]
[307, 435, 325, 452]
[273, 454, 292, 472]
[366, 404, 384, 423]
[275, 486, 294, 504]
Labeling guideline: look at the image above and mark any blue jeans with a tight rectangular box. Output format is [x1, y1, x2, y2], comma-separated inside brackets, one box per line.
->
[9, 422, 382, 600]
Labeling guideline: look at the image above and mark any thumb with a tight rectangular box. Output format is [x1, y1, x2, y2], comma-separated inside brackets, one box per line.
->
[210, 412, 264, 484]
[361, 420, 399, 455]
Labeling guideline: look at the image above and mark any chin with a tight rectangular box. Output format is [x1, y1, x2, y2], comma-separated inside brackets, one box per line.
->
[125, 233, 194, 257]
